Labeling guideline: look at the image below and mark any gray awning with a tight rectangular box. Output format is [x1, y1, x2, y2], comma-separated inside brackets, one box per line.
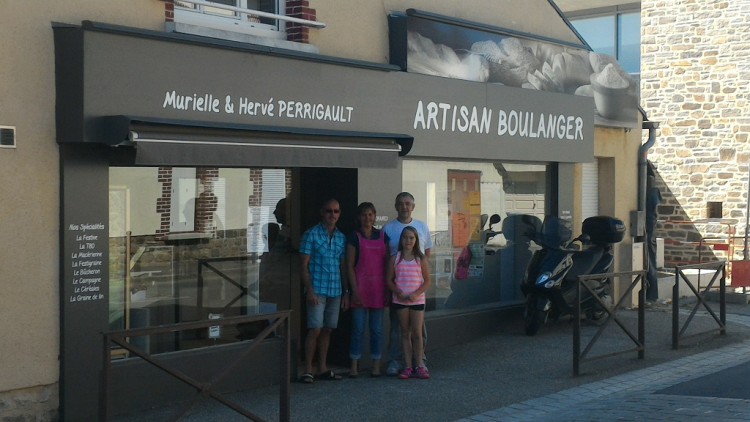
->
[100, 116, 413, 168]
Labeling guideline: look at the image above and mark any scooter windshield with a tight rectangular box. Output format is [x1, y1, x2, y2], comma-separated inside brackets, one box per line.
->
[539, 216, 573, 247]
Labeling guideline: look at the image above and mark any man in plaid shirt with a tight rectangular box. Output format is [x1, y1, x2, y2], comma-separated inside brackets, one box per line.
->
[299, 198, 349, 383]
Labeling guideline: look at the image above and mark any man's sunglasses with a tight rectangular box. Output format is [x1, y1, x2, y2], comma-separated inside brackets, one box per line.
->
[324, 209, 341, 214]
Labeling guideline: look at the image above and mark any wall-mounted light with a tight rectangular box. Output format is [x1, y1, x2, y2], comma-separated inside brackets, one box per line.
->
[0, 126, 16, 149]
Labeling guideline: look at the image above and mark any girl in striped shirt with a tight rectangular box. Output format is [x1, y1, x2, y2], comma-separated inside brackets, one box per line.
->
[387, 226, 432, 380]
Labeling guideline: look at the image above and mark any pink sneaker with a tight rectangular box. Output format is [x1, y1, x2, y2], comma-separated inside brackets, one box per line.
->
[398, 367, 414, 379]
[415, 366, 430, 379]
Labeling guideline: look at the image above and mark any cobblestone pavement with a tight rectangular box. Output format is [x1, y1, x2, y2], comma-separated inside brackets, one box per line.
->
[458, 312, 750, 422]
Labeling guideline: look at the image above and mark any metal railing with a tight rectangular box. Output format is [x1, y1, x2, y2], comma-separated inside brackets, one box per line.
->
[175, 0, 326, 28]
[660, 219, 737, 265]
[696, 235, 750, 290]
[672, 261, 726, 349]
[101, 311, 291, 421]
[573, 270, 646, 376]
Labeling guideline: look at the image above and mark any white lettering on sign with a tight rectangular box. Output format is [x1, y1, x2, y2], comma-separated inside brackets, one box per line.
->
[238, 97, 276, 117]
[497, 111, 583, 140]
[161, 90, 355, 125]
[67, 222, 107, 304]
[163, 91, 221, 113]
[276, 100, 354, 123]
[412, 100, 585, 141]
[413, 101, 492, 134]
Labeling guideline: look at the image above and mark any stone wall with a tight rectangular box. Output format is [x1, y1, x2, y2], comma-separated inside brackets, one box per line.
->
[641, 0, 750, 265]
[0, 384, 58, 421]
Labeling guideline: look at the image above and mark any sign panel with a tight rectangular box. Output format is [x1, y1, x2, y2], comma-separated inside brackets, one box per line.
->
[57, 26, 595, 163]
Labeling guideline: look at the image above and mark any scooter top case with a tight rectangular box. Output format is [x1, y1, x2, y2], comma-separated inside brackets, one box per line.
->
[582, 216, 626, 244]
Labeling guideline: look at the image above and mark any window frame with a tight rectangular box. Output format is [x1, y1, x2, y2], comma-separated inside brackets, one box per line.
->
[173, 0, 286, 39]
[567, 4, 641, 76]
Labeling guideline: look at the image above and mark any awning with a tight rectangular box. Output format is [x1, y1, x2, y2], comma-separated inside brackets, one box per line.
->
[98, 116, 413, 168]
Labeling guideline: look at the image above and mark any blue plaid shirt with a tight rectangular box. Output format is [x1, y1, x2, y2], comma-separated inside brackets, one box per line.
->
[300, 223, 346, 297]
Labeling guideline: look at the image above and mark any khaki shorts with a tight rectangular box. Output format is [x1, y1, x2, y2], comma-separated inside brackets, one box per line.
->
[306, 295, 341, 329]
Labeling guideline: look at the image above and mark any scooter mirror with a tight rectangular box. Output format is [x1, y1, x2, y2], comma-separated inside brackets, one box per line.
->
[489, 214, 501, 230]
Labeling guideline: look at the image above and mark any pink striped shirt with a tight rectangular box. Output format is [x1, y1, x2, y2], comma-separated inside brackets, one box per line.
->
[392, 252, 426, 305]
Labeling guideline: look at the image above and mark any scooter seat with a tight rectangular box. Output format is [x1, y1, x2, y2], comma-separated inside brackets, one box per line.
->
[564, 247, 605, 281]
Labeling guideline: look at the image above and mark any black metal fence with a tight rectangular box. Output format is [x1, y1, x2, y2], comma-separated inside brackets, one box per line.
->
[672, 261, 726, 349]
[573, 270, 646, 376]
[101, 311, 291, 421]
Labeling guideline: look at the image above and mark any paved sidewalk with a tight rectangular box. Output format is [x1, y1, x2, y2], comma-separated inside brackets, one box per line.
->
[114, 304, 750, 421]
[460, 312, 750, 421]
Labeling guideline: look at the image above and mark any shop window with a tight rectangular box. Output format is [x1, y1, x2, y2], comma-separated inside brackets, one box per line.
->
[109, 166, 293, 356]
[402, 160, 548, 313]
[174, 0, 285, 38]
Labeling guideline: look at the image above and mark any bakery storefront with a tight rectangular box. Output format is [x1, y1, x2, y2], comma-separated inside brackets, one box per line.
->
[54, 11, 636, 419]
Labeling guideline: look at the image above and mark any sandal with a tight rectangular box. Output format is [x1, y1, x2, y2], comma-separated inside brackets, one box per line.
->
[316, 370, 343, 381]
[298, 373, 314, 384]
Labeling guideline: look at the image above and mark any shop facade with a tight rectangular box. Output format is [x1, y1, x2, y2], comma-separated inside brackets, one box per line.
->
[1, 1, 643, 420]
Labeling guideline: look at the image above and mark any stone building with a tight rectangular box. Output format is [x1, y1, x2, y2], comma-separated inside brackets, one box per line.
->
[558, 0, 750, 266]
[641, 0, 750, 265]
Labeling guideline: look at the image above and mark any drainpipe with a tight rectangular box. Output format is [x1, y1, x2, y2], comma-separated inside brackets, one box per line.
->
[638, 120, 659, 300]
[639, 120, 660, 235]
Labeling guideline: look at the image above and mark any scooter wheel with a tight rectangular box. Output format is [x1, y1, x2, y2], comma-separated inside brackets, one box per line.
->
[587, 295, 612, 321]
[524, 300, 546, 336]
[587, 308, 607, 321]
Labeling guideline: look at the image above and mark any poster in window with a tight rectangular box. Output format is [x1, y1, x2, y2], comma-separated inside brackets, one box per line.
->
[452, 212, 469, 248]
[448, 170, 482, 248]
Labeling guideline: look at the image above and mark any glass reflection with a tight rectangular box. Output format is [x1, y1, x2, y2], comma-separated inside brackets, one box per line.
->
[617, 12, 641, 74]
[402, 160, 547, 311]
[108, 166, 293, 355]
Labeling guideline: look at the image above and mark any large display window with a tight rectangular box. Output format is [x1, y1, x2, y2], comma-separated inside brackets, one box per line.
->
[108, 166, 293, 354]
[402, 160, 548, 311]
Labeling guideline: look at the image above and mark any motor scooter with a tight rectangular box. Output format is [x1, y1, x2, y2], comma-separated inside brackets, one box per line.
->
[519, 214, 625, 336]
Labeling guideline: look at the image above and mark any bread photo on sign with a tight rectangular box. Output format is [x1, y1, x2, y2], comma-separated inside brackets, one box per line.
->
[469, 37, 542, 86]
[589, 62, 634, 120]
[521, 49, 594, 94]
[407, 31, 490, 82]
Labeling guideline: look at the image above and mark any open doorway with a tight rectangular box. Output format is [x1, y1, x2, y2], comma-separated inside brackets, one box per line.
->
[297, 167, 358, 366]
